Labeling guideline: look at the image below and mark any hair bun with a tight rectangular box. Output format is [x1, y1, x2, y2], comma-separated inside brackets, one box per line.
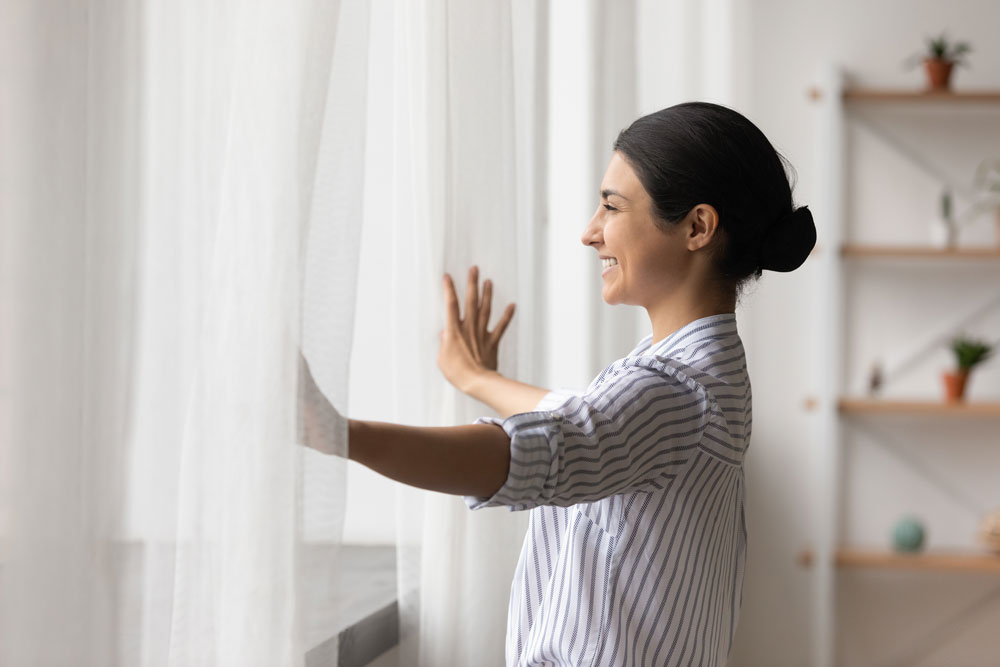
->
[759, 205, 817, 272]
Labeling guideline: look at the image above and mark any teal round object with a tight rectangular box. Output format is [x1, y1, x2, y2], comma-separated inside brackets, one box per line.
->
[891, 517, 925, 552]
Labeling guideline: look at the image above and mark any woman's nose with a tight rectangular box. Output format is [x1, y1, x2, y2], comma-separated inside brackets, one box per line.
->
[580, 209, 602, 247]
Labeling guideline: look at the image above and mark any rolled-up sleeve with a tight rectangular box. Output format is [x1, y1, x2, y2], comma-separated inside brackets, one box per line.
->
[464, 364, 713, 511]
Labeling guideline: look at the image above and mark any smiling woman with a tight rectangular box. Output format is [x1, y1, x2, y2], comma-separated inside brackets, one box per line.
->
[581, 102, 816, 348]
[302, 101, 816, 666]
[582, 152, 732, 339]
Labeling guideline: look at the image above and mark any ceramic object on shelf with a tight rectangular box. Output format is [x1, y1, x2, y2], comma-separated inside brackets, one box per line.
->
[891, 516, 926, 553]
[942, 369, 970, 402]
[924, 58, 954, 90]
[867, 361, 884, 395]
[929, 218, 957, 247]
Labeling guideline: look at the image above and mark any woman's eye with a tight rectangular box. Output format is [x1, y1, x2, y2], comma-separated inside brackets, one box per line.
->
[603, 203, 617, 212]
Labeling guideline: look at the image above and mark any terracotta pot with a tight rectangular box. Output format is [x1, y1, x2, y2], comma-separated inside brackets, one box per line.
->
[924, 58, 955, 90]
[942, 369, 970, 402]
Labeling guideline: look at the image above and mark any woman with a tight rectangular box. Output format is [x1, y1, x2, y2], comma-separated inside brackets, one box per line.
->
[300, 102, 816, 666]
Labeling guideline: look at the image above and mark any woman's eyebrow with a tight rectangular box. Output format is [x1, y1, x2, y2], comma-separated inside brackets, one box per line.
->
[601, 188, 629, 201]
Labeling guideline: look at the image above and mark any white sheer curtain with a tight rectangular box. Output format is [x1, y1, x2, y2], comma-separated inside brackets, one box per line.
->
[356, 1, 548, 664]
[2, 0, 744, 665]
[1, 1, 368, 664]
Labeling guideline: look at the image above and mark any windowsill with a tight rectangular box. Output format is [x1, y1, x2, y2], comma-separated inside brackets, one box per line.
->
[304, 544, 399, 667]
[0, 542, 399, 667]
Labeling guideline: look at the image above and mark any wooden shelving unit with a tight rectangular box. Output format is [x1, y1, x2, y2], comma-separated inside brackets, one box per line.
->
[838, 398, 1000, 417]
[841, 244, 1000, 259]
[807, 68, 1000, 667]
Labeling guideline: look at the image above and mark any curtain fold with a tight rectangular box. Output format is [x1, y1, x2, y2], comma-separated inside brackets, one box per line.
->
[378, 1, 548, 664]
[1, 1, 368, 664]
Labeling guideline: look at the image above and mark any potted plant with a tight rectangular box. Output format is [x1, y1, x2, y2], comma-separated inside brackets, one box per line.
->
[904, 32, 972, 91]
[943, 335, 992, 401]
[930, 189, 958, 248]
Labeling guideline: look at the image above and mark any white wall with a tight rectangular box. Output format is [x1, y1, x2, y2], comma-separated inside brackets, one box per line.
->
[734, 2, 1000, 665]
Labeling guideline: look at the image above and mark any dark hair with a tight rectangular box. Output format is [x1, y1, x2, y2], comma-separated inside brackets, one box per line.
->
[613, 102, 816, 297]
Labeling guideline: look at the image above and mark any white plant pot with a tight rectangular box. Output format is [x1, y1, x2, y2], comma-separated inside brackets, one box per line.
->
[929, 216, 957, 248]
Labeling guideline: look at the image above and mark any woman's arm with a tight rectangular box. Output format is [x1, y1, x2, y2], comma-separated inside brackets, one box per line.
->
[300, 352, 511, 496]
[347, 268, 541, 495]
[464, 370, 549, 419]
[348, 418, 510, 497]
[300, 266, 543, 498]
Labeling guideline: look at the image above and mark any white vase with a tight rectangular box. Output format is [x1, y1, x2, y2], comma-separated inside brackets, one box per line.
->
[929, 216, 957, 248]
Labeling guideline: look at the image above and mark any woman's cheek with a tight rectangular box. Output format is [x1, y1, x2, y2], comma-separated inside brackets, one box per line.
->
[603, 222, 623, 252]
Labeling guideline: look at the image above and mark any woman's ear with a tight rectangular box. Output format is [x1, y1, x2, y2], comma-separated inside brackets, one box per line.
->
[685, 203, 720, 251]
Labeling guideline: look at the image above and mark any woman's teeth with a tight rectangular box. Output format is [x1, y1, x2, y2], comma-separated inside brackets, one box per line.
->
[601, 258, 619, 269]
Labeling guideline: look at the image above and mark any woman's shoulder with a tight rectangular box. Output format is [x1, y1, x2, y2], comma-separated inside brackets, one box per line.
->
[627, 324, 747, 387]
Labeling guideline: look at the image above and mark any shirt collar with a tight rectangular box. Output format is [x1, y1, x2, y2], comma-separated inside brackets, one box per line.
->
[633, 312, 739, 358]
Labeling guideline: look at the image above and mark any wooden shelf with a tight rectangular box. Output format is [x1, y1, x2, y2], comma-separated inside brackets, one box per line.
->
[799, 548, 1000, 573]
[843, 89, 1000, 104]
[838, 398, 1000, 416]
[840, 549, 1000, 573]
[841, 244, 1000, 259]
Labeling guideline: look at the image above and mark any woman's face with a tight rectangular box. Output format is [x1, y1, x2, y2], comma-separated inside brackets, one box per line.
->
[581, 152, 691, 307]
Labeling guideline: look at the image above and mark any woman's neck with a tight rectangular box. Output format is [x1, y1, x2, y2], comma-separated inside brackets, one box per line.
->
[646, 291, 735, 345]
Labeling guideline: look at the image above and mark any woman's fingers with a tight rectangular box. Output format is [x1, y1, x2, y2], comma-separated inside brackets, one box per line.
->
[464, 265, 479, 327]
[443, 273, 461, 327]
[478, 279, 492, 334]
[445, 266, 508, 342]
[490, 303, 516, 345]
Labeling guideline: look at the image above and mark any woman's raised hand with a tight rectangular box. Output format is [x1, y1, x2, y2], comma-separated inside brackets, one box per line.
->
[297, 350, 348, 458]
[438, 265, 516, 393]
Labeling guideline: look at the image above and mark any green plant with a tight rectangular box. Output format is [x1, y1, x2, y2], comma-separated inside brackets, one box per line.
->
[950, 336, 993, 371]
[940, 190, 952, 220]
[904, 32, 972, 68]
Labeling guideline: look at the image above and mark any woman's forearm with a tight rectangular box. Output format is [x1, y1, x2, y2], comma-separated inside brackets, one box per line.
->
[348, 418, 511, 497]
[464, 370, 550, 419]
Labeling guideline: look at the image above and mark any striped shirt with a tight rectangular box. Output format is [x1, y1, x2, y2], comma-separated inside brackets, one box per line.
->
[465, 312, 749, 667]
